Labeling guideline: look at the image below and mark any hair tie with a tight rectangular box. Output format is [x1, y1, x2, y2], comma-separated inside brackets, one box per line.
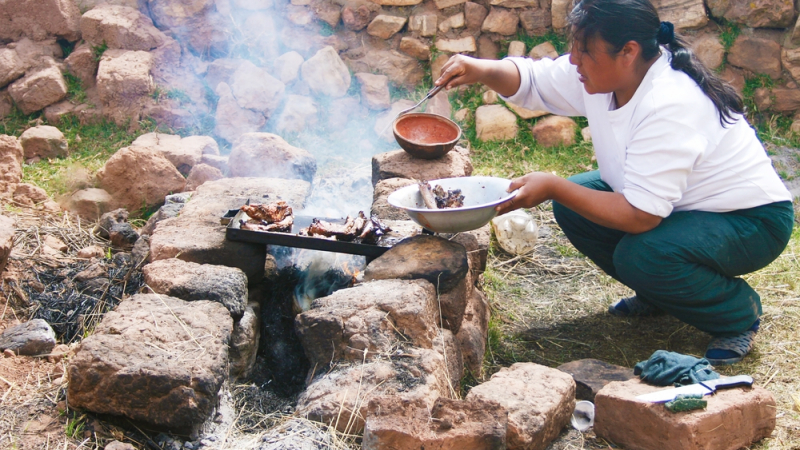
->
[657, 21, 675, 45]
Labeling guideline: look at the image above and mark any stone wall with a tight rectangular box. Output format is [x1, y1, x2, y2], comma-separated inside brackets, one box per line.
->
[4, 0, 800, 139]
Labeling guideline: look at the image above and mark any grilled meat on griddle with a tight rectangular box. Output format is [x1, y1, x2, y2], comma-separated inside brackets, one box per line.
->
[241, 201, 292, 223]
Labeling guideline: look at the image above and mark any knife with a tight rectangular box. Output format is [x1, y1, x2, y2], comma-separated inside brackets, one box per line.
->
[635, 375, 754, 403]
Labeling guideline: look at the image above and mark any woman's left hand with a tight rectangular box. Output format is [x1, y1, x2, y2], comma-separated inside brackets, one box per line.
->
[495, 172, 558, 215]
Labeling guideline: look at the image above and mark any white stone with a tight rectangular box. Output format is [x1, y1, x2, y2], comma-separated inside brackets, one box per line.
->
[436, 37, 477, 53]
[507, 41, 526, 57]
[300, 46, 351, 98]
[476, 104, 518, 141]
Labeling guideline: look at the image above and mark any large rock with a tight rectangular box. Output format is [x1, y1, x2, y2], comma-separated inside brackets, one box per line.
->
[64, 43, 98, 88]
[0, 215, 14, 274]
[551, 0, 571, 29]
[273, 51, 304, 84]
[96, 146, 186, 213]
[131, 133, 218, 175]
[399, 37, 431, 61]
[214, 83, 266, 144]
[371, 178, 415, 220]
[0, 319, 57, 356]
[64, 188, 113, 220]
[0, 48, 26, 89]
[481, 7, 519, 35]
[436, 37, 478, 53]
[529, 42, 559, 60]
[476, 104, 518, 142]
[229, 302, 259, 379]
[296, 279, 440, 366]
[143, 258, 248, 319]
[372, 146, 473, 186]
[691, 33, 724, 70]
[440, 13, 466, 33]
[365, 235, 468, 294]
[296, 346, 456, 433]
[557, 359, 635, 401]
[727, 35, 782, 79]
[0, 135, 23, 200]
[652, 0, 707, 30]
[409, 14, 438, 36]
[185, 163, 224, 191]
[531, 115, 578, 147]
[228, 133, 317, 182]
[465, 2, 489, 30]
[148, 177, 310, 279]
[594, 378, 776, 450]
[205, 58, 245, 92]
[80, 4, 167, 51]
[230, 61, 285, 117]
[145, 0, 229, 55]
[0, 0, 81, 42]
[96, 50, 155, 123]
[705, 0, 794, 28]
[367, 15, 407, 39]
[275, 95, 318, 134]
[19, 125, 68, 160]
[456, 288, 489, 377]
[355, 73, 391, 110]
[363, 397, 508, 450]
[466, 363, 576, 450]
[519, 8, 550, 35]
[7, 62, 68, 115]
[301, 46, 351, 98]
[67, 294, 233, 431]
[345, 49, 424, 88]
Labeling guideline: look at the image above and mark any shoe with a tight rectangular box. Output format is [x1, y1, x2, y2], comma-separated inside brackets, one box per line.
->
[608, 295, 660, 317]
[704, 319, 760, 366]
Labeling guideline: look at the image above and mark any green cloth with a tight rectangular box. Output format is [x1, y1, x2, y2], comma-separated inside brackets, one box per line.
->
[553, 170, 794, 336]
[634, 350, 719, 386]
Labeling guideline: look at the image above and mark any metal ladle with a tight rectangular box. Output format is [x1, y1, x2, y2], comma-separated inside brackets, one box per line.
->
[378, 84, 445, 136]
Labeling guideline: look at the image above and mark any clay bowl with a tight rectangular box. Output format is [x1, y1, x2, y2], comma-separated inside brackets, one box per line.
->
[393, 112, 461, 160]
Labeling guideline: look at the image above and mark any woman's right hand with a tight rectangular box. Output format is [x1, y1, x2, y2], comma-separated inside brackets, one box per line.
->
[435, 55, 522, 97]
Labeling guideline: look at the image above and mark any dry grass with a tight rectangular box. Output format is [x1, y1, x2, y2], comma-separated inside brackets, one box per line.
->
[480, 204, 800, 449]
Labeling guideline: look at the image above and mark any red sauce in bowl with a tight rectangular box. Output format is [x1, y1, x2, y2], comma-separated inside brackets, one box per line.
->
[395, 115, 459, 144]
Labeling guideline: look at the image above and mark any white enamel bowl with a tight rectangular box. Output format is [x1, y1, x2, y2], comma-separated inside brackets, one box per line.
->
[388, 176, 518, 233]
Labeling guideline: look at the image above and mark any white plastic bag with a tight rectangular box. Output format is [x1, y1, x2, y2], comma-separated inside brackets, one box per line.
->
[491, 210, 538, 255]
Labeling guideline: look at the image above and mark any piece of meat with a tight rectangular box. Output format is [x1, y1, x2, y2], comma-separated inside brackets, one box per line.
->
[359, 215, 391, 244]
[240, 214, 294, 232]
[432, 184, 464, 209]
[304, 216, 358, 241]
[418, 181, 438, 209]
[241, 201, 292, 222]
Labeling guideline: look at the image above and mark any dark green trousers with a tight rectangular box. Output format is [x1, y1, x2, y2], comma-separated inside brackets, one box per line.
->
[553, 171, 794, 336]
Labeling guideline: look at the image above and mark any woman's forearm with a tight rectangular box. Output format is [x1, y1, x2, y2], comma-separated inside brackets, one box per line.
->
[548, 177, 662, 234]
[436, 56, 522, 97]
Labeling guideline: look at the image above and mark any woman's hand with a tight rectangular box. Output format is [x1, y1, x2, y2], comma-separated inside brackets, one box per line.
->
[434, 55, 522, 97]
[435, 55, 486, 90]
[495, 171, 663, 234]
[495, 172, 557, 215]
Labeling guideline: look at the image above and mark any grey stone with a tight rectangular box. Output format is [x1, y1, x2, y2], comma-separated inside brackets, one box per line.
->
[143, 258, 248, 319]
[0, 319, 57, 356]
[557, 358, 636, 401]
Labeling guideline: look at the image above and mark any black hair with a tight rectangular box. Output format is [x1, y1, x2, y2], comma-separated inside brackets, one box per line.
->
[568, 0, 744, 126]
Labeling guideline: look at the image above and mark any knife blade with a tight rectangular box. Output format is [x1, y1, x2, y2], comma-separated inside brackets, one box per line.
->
[635, 375, 754, 403]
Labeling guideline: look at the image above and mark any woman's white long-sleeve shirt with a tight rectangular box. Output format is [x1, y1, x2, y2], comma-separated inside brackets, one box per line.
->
[501, 52, 792, 218]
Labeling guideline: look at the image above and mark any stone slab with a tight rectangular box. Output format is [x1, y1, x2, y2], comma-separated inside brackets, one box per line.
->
[372, 146, 473, 186]
[149, 177, 310, 280]
[594, 378, 776, 450]
[67, 294, 233, 431]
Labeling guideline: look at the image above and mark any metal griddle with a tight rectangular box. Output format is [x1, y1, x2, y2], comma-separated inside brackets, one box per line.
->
[225, 209, 401, 258]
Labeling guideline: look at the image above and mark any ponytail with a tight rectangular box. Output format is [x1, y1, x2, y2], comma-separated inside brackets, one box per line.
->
[569, 0, 744, 126]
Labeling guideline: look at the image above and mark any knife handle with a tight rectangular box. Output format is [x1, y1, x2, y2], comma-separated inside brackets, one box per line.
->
[704, 375, 754, 391]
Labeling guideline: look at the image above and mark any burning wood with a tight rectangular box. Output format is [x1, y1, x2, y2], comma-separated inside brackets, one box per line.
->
[300, 211, 391, 243]
[418, 181, 465, 209]
[241, 201, 292, 223]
